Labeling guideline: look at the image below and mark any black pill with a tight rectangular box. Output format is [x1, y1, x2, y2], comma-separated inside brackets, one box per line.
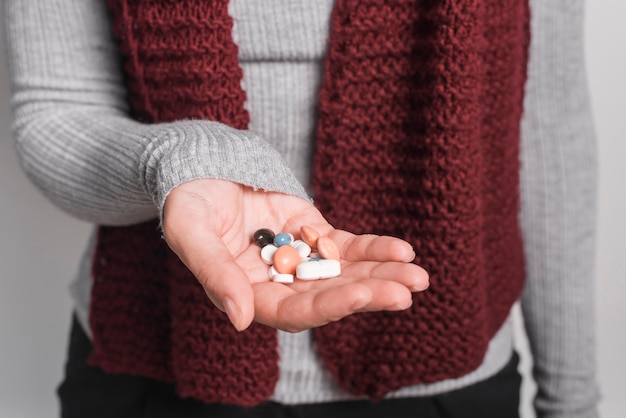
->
[253, 228, 275, 247]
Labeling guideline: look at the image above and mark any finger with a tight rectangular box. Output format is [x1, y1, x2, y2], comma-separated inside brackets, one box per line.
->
[295, 278, 414, 313]
[329, 231, 416, 262]
[348, 278, 415, 312]
[283, 279, 413, 329]
[252, 277, 415, 332]
[252, 281, 373, 332]
[341, 261, 430, 292]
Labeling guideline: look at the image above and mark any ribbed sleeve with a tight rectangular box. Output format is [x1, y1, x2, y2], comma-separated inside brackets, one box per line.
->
[3, 0, 308, 226]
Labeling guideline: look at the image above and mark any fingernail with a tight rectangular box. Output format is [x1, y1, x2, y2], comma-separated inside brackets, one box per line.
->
[223, 297, 242, 331]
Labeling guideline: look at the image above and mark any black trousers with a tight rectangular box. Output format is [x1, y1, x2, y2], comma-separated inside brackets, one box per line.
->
[58, 315, 521, 418]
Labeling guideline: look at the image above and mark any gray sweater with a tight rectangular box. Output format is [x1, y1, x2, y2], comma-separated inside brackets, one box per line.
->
[3, 0, 599, 416]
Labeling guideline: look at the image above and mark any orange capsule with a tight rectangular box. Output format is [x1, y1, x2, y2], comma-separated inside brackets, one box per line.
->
[300, 225, 320, 250]
[317, 236, 340, 260]
[272, 245, 301, 275]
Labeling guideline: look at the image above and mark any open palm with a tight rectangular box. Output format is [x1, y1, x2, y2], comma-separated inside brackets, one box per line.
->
[163, 178, 429, 332]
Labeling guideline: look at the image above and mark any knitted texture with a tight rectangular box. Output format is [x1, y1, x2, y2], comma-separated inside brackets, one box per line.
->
[89, 0, 279, 406]
[89, 0, 530, 405]
[312, 0, 529, 398]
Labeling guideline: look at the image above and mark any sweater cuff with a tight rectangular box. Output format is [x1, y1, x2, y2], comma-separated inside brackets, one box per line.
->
[139, 120, 311, 220]
[535, 407, 600, 418]
[533, 379, 601, 418]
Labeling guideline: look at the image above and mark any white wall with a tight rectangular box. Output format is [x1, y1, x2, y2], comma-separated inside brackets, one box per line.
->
[585, 1, 626, 417]
[0, 1, 624, 417]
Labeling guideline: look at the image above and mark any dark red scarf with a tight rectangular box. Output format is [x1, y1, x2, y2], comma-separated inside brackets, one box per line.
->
[90, 0, 529, 406]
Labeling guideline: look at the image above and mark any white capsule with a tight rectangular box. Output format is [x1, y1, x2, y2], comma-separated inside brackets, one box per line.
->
[296, 259, 341, 281]
[272, 273, 294, 283]
[261, 244, 278, 264]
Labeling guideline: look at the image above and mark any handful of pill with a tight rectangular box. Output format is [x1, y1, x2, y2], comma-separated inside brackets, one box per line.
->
[252, 226, 341, 283]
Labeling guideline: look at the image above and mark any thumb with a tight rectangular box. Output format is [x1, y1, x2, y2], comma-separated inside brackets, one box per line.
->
[165, 224, 255, 331]
[193, 234, 255, 332]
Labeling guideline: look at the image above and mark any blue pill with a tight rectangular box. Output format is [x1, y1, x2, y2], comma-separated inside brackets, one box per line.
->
[274, 233, 292, 247]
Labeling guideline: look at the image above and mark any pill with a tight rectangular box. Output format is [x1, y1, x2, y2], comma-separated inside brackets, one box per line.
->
[272, 273, 294, 283]
[261, 244, 278, 264]
[274, 232, 293, 247]
[291, 240, 312, 259]
[273, 245, 301, 274]
[253, 228, 275, 247]
[268, 265, 279, 279]
[300, 226, 320, 249]
[296, 259, 341, 280]
[317, 236, 340, 260]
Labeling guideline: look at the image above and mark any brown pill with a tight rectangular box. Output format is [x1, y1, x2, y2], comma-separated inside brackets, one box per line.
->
[272, 245, 301, 275]
[300, 225, 320, 250]
[317, 236, 340, 260]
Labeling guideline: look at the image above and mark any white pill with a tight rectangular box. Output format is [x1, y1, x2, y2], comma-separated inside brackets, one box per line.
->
[272, 273, 294, 283]
[261, 244, 278, 264]
[296, 259, 341, 281]
[268, 265, 279, 279]
[291, 240, 312, 259]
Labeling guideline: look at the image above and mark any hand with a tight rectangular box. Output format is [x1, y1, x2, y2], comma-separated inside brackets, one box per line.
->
[163, 178, 429, 332]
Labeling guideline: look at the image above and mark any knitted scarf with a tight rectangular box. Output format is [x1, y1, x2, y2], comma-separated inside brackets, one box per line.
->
[89, 0, 530, 406]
